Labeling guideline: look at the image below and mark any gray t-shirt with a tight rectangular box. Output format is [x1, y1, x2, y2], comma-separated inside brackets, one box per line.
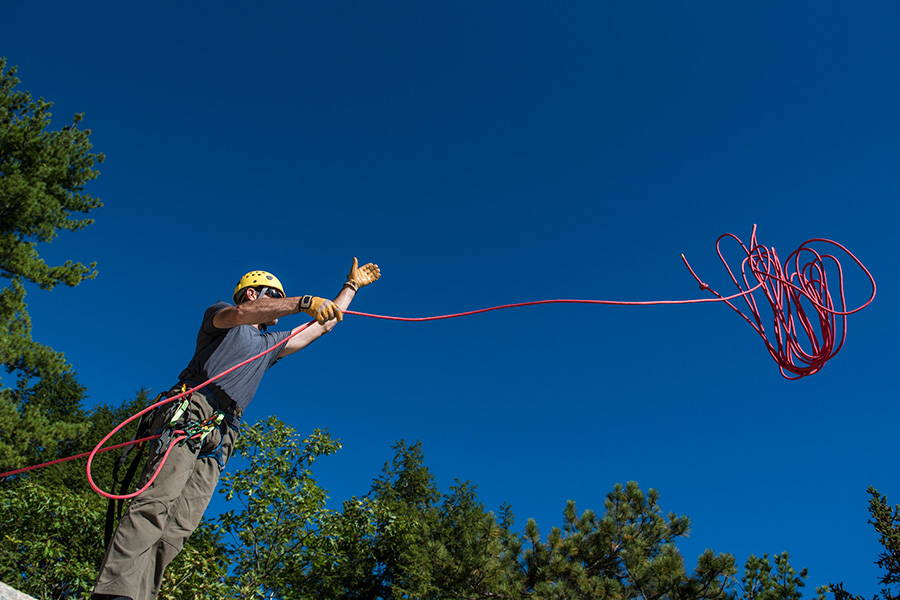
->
[178, 301, 291, 411]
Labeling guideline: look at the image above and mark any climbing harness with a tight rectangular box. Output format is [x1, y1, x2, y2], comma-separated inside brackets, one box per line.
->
[0, 226, 877, 499]
[102, 385, 232, 545]
[151, 390, 225, 455]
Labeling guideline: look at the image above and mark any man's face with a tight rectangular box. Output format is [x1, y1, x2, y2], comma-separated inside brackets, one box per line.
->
[245, 287, 280, 327]
[262, 288, 283, 327]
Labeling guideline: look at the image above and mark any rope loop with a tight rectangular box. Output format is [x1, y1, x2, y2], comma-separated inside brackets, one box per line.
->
[681, 225, 876, 379]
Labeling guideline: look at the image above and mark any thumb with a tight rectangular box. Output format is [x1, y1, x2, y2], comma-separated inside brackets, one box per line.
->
[351, 256, 359, 272]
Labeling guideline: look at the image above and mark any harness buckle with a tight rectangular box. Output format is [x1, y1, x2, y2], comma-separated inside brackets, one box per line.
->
[167, 385, 191, 427]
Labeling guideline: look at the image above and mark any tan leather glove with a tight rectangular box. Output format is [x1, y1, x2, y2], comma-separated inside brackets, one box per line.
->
[298, 295, 343, 325]
[345, 257, 381, 291]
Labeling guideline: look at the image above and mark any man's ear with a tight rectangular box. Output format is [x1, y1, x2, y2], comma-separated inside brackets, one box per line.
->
[243, 287, 258, 303]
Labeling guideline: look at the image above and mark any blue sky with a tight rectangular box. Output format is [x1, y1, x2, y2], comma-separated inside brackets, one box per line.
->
[6, 0, 899, 592]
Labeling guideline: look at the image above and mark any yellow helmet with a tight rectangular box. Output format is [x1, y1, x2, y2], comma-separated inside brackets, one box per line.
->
[232, 270, 286, 304]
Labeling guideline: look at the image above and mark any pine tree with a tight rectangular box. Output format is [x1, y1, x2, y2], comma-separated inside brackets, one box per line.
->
[519, 481, 737, 600]
[0, 59, 231, 599]
[830, 488, 900, 600]
[0, 56, 103, 290]
[0, 55, 103, 477]
[868, 488, 900, 598]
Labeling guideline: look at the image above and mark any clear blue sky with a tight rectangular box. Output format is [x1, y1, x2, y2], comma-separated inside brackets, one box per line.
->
[6, 1, 899, 592]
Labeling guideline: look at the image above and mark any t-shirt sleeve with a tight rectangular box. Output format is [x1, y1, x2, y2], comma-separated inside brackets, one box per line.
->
[265, 330, 293, 368]
[201, 301, 233, 335]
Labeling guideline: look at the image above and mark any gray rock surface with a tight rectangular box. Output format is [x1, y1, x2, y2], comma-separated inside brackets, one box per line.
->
[0, 582, 37, 600]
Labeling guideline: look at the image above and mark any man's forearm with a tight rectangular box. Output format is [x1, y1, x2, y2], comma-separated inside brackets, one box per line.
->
[227, 286, 357, 328]
[333, 285, 356, 311]
[277, 285, 355, 356]
[214, 297, 301, 328]
[319, 285, 356, 333]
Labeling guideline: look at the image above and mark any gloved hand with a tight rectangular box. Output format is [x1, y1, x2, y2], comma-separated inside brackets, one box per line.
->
[345, 257, 381, 291]
[298, 295, 343, 325]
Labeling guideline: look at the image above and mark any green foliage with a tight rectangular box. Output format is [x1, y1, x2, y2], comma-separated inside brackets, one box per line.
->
[210, 433, 524, 599]
[0, 409, 845, 600]
[0, 57, 103, 290]
[0, 479, 103, 598]
[0, 279, 89, 474]
[315, 440, 522, 599]
[741, 553, 823, 600]
[519, 481, 737, 600]
[217, 417, 343, 598]
[868, 488, 900, 596]
[0, 391, 231, 600]
[829, 488, 900, 600]
[202, 425, 834, 600]
[241, 437, 789, 600]
[0, 56, 102, 485]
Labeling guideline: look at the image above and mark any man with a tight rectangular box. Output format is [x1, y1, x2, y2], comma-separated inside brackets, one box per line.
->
[92, 258, 381, 600]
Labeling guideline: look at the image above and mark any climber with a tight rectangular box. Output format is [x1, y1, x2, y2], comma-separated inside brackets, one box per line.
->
[91, 258, 381, 600]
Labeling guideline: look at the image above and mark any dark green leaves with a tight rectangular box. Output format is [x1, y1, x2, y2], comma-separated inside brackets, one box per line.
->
[0, 57, 103, 290]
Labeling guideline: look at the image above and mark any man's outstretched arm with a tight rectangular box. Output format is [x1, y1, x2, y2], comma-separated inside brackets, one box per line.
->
[278, 257, 381, 357]
[212, 295, 309, 329]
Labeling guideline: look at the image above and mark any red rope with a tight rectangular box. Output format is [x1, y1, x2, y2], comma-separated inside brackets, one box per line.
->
[680, 225, 875, 379]
[0, 435, 162, 478]
[0, 226, 876, 495]
[344, 286, 766, 321]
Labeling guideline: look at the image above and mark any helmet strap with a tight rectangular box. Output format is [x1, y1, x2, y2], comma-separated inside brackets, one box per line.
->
[257, 287, 270, 332]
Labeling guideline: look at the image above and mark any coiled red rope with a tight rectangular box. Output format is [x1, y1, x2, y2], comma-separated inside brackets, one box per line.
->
[680, 225, 875, 379]
[0, 226, 876, 496]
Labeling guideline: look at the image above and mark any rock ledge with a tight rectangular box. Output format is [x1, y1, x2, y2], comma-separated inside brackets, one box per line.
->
[0, 582, 37, 600]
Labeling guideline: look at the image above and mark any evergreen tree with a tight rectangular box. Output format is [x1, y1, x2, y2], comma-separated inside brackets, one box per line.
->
[258, 438, 822, 600]
[0, 54, 102, 479]
[868, 488, 900, 599]
[336, 440, 519, 599]
[0, 56, 103, 290]
[830, 488, 900, 600]
[0, 58, 231, 599]
[740, 553, 824, 600]
[519, 482, 737, 600]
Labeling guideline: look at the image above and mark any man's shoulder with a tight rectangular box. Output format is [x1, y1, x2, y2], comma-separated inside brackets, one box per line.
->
[205, 301, 232, 313]
[200, 301, 234, 334]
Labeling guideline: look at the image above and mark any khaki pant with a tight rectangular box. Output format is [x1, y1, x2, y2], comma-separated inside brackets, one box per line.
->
[93, 391, 238, 600]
